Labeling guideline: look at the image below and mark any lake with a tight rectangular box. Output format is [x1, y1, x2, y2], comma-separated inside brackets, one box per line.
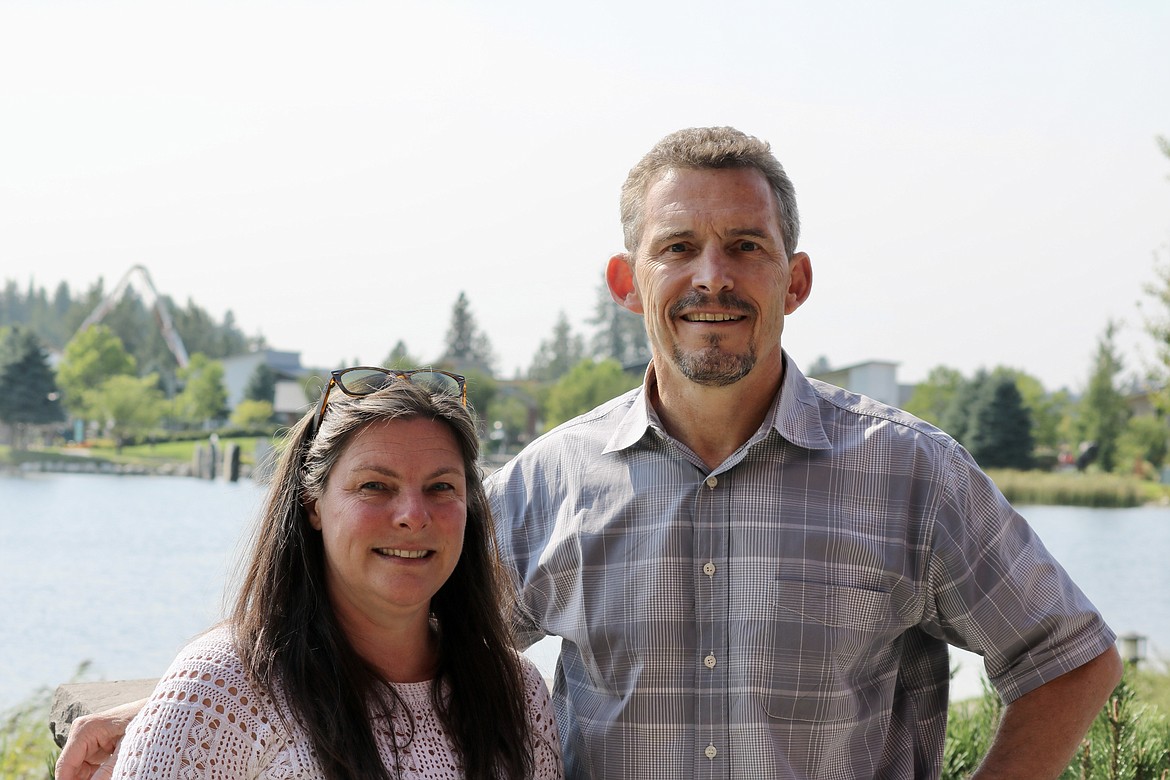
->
[2, 471, 1166, 710]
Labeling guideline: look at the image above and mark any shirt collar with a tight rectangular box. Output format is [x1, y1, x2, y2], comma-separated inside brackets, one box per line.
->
[602, 353, 832, 455]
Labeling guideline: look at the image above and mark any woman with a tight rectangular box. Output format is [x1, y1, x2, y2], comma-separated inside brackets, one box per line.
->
[106, 369, 562, 779]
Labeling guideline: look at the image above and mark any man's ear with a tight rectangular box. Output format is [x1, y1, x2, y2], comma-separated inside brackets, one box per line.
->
[785, 252, 813, 315]
[606, 253, 643, 315]
[306, 500, 322, 531]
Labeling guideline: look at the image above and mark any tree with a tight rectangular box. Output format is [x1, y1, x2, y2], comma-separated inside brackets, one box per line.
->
[904, 366, 965, 427]
[0, 326, 64, 449]
[382, 340, 419, 369]
[587, 281, 650, 367]
[461, 368, 498, 426]
[56, 325, 137, 418]
[543, 358, 641, 430]
[965, 373, 1034, 469]
[173, 353, 228, 427]
[940, 370, 987, 444]
[439, 292, 496, 374]
[244, 363, 277, 405]
[1078, 320, 1129, 473]
[1116, 414, 1169, 477]
[85, 374, 166, 450]
[529, 311, 585, 382]
[231, 399, 275, 428]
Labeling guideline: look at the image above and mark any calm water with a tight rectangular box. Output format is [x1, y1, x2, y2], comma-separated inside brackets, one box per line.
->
[2, 473, 1167, 709]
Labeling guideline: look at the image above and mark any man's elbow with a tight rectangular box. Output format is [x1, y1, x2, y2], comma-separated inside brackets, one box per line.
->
[1076, 645, 1124, 707]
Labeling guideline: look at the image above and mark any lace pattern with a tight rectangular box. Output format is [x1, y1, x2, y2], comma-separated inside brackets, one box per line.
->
[111, 626, 562, 779]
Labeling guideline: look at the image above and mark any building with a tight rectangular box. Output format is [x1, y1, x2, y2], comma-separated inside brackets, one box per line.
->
[809, 359, 915, 407]
[220, 349, 314, 422]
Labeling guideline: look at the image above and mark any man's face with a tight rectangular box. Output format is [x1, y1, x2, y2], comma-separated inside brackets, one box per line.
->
[618, 166, 811, 387]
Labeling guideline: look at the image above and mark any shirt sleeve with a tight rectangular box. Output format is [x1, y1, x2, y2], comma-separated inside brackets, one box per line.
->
[519, 655, 564, 779]
[111, 632, 278, 779]
[926, 442, 1116, 703]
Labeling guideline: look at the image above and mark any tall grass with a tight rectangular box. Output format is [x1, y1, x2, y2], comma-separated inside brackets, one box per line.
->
[987, 469, 1148, 508]
[0, 687, 57, 780]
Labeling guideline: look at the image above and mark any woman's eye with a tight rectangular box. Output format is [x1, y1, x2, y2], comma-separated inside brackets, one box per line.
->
[430, 482, 454, 493]
[360, 481, 385, 491]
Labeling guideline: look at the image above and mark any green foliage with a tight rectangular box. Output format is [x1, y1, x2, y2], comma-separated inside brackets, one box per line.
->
[942, 678, 1002, 779]
[439, 291, 496, 374]
[244, 363, 277, 404]
[0, 276, 256, 375]
[543, 358, 641, 430]
[0, 326, 64, 449]
[231, 398, 275, 428]
[587, 279, 650, 366]
[941, 369, 987, 443]
[0, 694, 57, 780]
[905, 365, 965, 427]
[528, 311, 585, 382]
[1115, 415, 1170, 477]
[86, 374, 166, 449]
[56, 325, 137, 417]
[944, 669, 1170, 780]
[966, 374, 1034, 470]
[1079, 320, 1130, 473]
[382, 339, 419, 369]
[460, 368, 498, 424]
[484, 387, 540, 452]
[987, 469, 1143, 508]
[173, 353, 228, 426]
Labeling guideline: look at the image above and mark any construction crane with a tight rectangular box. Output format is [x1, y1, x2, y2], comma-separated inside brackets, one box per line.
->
[78, 264, 191, 368]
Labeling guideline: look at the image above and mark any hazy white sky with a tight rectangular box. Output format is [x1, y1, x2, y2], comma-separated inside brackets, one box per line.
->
[3, 0, 1168, 392]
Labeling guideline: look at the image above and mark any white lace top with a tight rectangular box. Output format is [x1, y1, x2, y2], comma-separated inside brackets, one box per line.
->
[111, 626, 563, 779]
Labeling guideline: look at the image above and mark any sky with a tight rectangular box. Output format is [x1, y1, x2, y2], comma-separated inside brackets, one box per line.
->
[2, 0, 1169, 393]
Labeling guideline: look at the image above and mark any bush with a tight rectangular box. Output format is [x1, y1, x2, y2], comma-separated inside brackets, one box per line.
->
[0, 687, 57, 779]
[944, 667, 1170, 779]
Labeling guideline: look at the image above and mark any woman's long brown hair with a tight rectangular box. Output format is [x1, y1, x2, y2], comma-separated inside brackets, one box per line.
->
[229, 382, 533, 779]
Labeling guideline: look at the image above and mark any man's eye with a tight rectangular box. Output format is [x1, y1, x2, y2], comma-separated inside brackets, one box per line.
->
[738, 240, 760, 251]
[667, 243, 688, 253]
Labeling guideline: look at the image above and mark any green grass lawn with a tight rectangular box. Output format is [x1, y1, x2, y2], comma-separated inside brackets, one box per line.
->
[2, 433, 274, 470]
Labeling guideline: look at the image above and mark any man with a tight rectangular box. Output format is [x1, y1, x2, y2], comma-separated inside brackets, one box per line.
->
[488, 126, 1120, 778]
[58, 127, 1120, 780]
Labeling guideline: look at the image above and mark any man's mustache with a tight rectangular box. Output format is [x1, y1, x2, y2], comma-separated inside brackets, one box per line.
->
[668, 291, 757, 320]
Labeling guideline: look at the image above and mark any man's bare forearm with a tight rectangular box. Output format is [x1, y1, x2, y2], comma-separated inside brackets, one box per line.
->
[972, 647, 1123, 779]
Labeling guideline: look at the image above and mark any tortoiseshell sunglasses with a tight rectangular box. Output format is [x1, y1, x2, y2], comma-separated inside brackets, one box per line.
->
[311, 367, 467, 436]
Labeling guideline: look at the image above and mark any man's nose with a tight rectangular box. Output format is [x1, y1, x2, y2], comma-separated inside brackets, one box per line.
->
[692, 246, 734, 293]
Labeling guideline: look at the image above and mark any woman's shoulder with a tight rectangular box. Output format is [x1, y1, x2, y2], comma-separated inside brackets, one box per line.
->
[156, 624, 249, 686]
[113, 626, 285, 777]
[514, 652, 551, 691]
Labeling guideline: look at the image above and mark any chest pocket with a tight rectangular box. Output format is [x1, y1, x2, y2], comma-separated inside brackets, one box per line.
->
[763, 578, 905, 723]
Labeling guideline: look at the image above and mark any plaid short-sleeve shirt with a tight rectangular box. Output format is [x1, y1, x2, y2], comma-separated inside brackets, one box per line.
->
[488, 355, 1114, 780]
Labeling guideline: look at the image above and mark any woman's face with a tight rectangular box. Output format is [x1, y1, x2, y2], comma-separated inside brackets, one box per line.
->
[308, 416, 467, 635]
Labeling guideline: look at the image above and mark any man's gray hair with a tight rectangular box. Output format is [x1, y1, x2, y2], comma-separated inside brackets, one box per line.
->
[619, 126, 800, 258]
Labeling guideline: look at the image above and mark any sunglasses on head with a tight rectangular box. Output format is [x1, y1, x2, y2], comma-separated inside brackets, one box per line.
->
[311, 367, 467, 436]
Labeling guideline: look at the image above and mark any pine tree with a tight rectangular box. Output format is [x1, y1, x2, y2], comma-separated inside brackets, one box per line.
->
[1079, 320, 1129, 472]
[966, 374, 1034, 469]
[529, 311, 585, 382]
[439, 292, 496, 375]
[587, 281, 650, 367]
[0, 325, 65, 449]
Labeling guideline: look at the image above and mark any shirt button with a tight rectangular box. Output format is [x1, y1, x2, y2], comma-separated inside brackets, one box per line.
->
[705, 744, 718, 760]
[704, 654, 717, 669]
[705, 476, 718, 488]
[703, 562, 716, 577]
